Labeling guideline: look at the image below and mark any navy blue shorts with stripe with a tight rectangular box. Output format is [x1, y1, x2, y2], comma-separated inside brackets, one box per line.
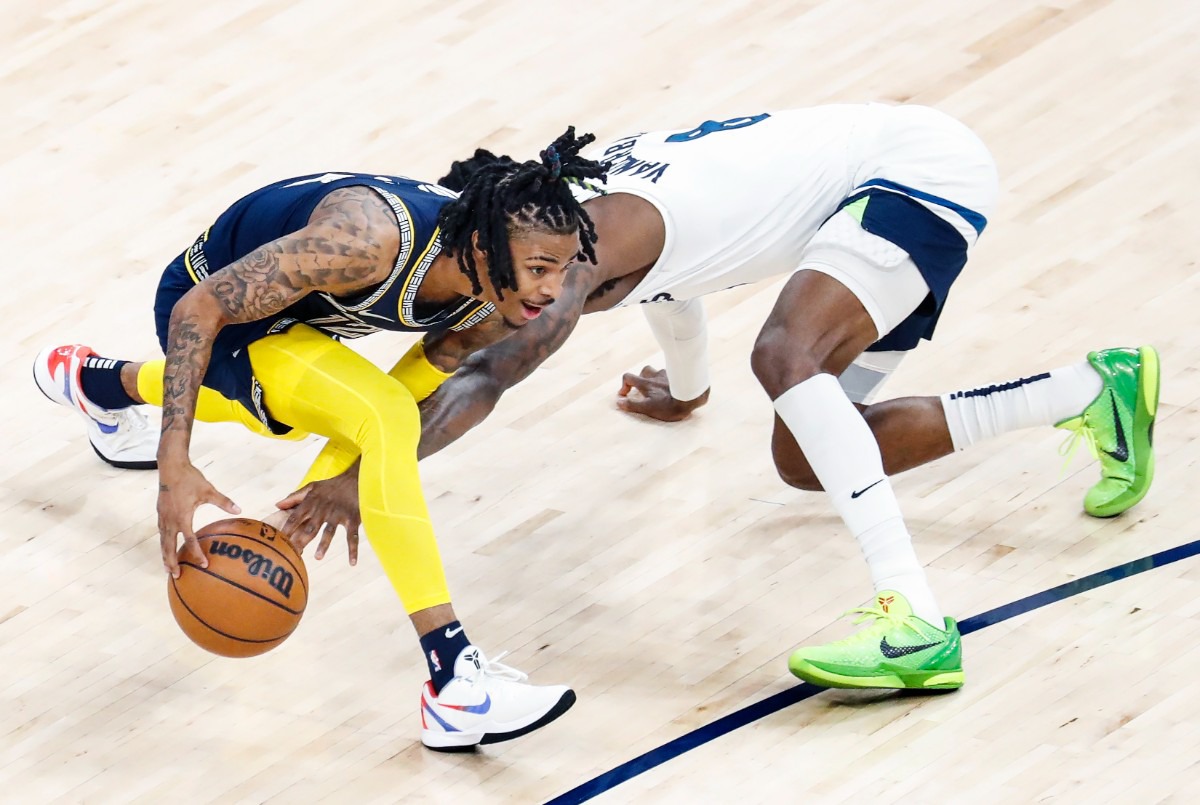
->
[839, 183, 986, 353]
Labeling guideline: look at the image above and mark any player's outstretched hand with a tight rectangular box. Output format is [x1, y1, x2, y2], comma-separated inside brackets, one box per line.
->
[275, 468, 361, 566]
[616, 366, 710, 422]
[157, 461, 241, 578]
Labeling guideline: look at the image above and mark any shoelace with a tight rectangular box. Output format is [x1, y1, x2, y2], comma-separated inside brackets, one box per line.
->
[90, 403, 148, 428]
[463, 650, 528, 687]
[103, 407, 153, 451]
[116, 407, 150, 431]
[1058, 420, 1101, 471]
[831, 604, 939, 645]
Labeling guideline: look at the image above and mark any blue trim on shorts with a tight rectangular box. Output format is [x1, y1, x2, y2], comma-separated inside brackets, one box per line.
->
[836, 188, 972, 352]
[859, 178, 988, 235]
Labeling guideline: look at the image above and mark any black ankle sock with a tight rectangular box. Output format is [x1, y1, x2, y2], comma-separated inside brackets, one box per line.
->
[419, 621, 471, 693]
[79, 357, 135, 410]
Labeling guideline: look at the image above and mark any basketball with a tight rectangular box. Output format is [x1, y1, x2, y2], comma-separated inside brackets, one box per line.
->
[167, 518, 309, 658]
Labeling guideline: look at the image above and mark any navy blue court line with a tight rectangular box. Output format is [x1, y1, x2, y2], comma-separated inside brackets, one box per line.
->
[545, 537, 1200, 805]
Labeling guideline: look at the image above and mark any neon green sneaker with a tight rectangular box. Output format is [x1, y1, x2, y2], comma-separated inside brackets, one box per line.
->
[787, 592, 963, 690]
[1056, 346, 1160, 518]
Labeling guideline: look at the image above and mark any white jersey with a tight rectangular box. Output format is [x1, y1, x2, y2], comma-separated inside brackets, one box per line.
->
[578, 104, 997, 307]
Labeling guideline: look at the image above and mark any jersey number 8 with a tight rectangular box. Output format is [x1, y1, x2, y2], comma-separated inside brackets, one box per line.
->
[665, 113, 770, 143]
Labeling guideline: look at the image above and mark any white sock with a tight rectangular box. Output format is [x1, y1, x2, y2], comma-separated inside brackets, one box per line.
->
[774, 374, 943, 626]
[940, 361, 1103, 451]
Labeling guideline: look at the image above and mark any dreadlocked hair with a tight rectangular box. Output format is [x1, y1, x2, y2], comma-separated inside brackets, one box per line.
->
[438, 149, 518, 192]
[437, 126, 608, 298]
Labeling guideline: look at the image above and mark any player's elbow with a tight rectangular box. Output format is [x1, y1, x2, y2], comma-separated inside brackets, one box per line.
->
[170, 285, 227, 334]
[459, 352, 519, 404]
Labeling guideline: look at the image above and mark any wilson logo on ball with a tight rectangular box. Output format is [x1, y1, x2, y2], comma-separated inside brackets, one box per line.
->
[209, 540, 296, 598]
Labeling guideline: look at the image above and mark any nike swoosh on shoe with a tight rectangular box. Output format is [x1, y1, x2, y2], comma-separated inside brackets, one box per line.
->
[879, 637, 941, 658]
[1104, 391, 1129, 462]
[441, 693, 492, 715]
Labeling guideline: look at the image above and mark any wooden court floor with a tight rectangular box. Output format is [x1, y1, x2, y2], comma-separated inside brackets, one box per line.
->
[2, 0, 1199, 802]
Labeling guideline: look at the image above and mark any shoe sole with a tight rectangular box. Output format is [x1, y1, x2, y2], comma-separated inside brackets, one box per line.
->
[422, 689, 577, 752]
[788, 658, 964, 691]
[89, 441, 158, 471]
[1087, 344, 1159, 518]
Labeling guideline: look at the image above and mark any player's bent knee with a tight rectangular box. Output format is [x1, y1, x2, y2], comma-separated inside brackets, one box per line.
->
[751, 327, 821, 398]
[344, 386, 422, 455]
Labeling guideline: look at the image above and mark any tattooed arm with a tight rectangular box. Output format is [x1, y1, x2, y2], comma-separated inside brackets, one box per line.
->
[156, 187, 399, 577]
[416, 264, 595, 458]
[421, 311, 520, 373]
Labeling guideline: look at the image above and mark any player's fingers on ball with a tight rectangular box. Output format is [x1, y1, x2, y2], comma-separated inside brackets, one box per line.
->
[160, 531, 179, 576]
[201, 481, 239, 515]
[286, 527, 309, 554]
[182, 532, 207, 568]
[347, 530, 360, 566]
[214, 492, 241, 515]
[640, 365, 657, 378]
[281, 510, 303, 540]
[181, 535, 202, 566]
[180, 542, 202, 566]
[291, 518, 317, 550]
[166, 544, 186, 575]
[275, 486, 309, 509]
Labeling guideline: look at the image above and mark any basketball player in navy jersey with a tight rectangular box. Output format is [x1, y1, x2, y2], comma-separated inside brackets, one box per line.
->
[281, 107, 1158, 693]
[34, 129, 606, 750]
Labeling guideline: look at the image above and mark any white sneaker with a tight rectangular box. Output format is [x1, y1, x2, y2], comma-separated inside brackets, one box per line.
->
[420, 647, 575, 751]
[33, 344, 158, 470]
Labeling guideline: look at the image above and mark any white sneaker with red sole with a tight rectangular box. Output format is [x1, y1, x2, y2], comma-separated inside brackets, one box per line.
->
[420, 647, 575, 751]
[33, 344, 158, 470]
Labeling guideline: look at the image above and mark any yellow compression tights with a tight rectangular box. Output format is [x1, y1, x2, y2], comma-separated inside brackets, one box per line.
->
[136, 325, 449, 614]
[136, 361, 307, 440]
[297, 337, 452, 487]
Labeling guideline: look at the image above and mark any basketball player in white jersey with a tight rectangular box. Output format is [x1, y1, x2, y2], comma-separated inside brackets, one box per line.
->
[280, 104, 1159, 691]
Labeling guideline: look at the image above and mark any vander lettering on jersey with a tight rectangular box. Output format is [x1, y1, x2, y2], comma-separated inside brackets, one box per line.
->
[603, 136, 671, 183]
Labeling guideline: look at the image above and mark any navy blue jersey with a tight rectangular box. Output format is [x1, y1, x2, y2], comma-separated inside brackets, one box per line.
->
[178, 172, 494, 337]
[153, 172, 493, 432]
